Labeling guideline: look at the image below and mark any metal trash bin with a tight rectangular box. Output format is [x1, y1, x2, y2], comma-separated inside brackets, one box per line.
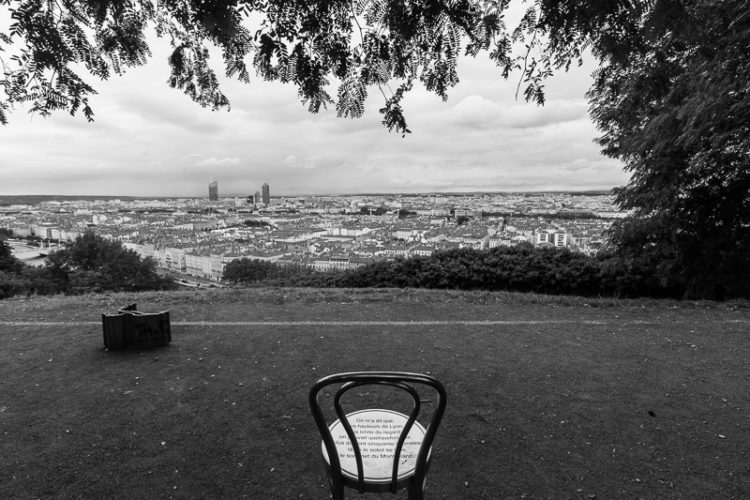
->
[102, 303, 171, 350]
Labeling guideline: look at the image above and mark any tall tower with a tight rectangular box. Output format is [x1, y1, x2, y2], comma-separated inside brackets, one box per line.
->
[208, 179, 218, 201]
[262, 183, 270, 205]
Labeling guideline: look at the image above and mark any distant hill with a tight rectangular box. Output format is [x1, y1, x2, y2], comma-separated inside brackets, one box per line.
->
[0, 195, 192, 206]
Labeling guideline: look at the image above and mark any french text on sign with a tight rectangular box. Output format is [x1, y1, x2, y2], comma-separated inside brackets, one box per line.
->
[322, 409, 427, 482]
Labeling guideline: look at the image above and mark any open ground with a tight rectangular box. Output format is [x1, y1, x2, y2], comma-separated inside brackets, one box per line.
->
[1, 288, 749, 499]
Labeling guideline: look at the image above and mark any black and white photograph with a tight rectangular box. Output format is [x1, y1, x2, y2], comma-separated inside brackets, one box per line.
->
[1, 1, 748, 498]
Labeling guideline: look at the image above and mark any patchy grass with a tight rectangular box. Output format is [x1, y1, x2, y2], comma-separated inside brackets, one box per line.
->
[1, 288, 749, 499]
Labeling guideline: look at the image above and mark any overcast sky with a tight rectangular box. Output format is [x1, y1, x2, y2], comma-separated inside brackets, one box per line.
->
[0, 13, 629, 198]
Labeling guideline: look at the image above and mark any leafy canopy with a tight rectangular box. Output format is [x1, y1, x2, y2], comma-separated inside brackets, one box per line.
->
[0, 236, 23, 273]
[44, 231, 175, 293]
[0, 0, 614, 133]
[589, 0, 750, 298]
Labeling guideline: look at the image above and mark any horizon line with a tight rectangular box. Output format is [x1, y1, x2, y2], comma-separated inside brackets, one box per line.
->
[0, 188, 617, 199]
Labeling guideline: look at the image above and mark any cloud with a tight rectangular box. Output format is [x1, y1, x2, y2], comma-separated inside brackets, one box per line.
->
[194, 157, 242, 168]
[562, 159, 594, 172]
[500, 100, 588, 129]
[283, 155, 320, 169]
[0, 36, 628, 197]
[451, 95, 502, 129]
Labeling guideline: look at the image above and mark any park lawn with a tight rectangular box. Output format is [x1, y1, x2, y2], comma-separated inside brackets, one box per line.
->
[1, 288, 749, 499]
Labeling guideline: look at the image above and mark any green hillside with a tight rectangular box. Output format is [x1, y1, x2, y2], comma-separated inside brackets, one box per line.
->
[1, 288, 749, 499]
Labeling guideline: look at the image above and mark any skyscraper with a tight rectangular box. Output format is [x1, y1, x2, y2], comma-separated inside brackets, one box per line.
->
[208, 180, 218, 201]
[262, 183, 270, 205]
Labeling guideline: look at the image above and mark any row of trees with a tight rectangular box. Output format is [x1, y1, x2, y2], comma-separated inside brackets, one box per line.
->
[4, 230, 747, 300]
[222, 243, 705, 299]
[0, 232, 175, 299]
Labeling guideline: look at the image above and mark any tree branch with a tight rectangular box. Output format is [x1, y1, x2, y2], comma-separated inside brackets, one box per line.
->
[515, 29, 537, 100]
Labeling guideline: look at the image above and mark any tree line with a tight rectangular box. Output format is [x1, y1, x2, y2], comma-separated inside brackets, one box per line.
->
[0, 231, 175, 299]
[4, 229, 748, 300]
[223, 242, 732, 299]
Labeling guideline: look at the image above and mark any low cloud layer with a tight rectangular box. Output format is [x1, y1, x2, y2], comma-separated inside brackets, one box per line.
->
[0, 37, 628, 197]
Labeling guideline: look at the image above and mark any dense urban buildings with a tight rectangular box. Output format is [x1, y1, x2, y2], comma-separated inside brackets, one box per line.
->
[2, 191, 625, 283]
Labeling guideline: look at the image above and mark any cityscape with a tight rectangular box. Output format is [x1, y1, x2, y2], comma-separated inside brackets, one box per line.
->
[2, 180, 625, 284]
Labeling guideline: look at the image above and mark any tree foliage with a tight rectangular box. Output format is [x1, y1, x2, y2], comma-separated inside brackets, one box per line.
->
[329, 244, 650, 297]
[0, 237, 23, 273]
[0, 237, 28, 298]
[223, 257, 306, 283]
[0, 0, 612, 132]
[224, 244, 678, 299]
[42, 231, 176, 293]
[588, 0, 750, 299]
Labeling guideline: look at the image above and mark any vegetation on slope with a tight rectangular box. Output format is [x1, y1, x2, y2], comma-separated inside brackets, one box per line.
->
[0, 231, 175, 298]
[223, 243, 713, 299]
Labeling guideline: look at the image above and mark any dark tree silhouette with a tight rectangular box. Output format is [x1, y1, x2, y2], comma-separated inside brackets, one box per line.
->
[42, 231, 176, 293]
[0, 238, 23, 273]
[589, 0, 750, 299]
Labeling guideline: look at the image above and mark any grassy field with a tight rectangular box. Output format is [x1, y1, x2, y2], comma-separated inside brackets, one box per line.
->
[1, 288, 749, 499]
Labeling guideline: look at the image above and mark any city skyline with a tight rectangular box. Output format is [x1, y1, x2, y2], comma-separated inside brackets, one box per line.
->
[0, 10, 629, 197]
[0, 185, 619, 203]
